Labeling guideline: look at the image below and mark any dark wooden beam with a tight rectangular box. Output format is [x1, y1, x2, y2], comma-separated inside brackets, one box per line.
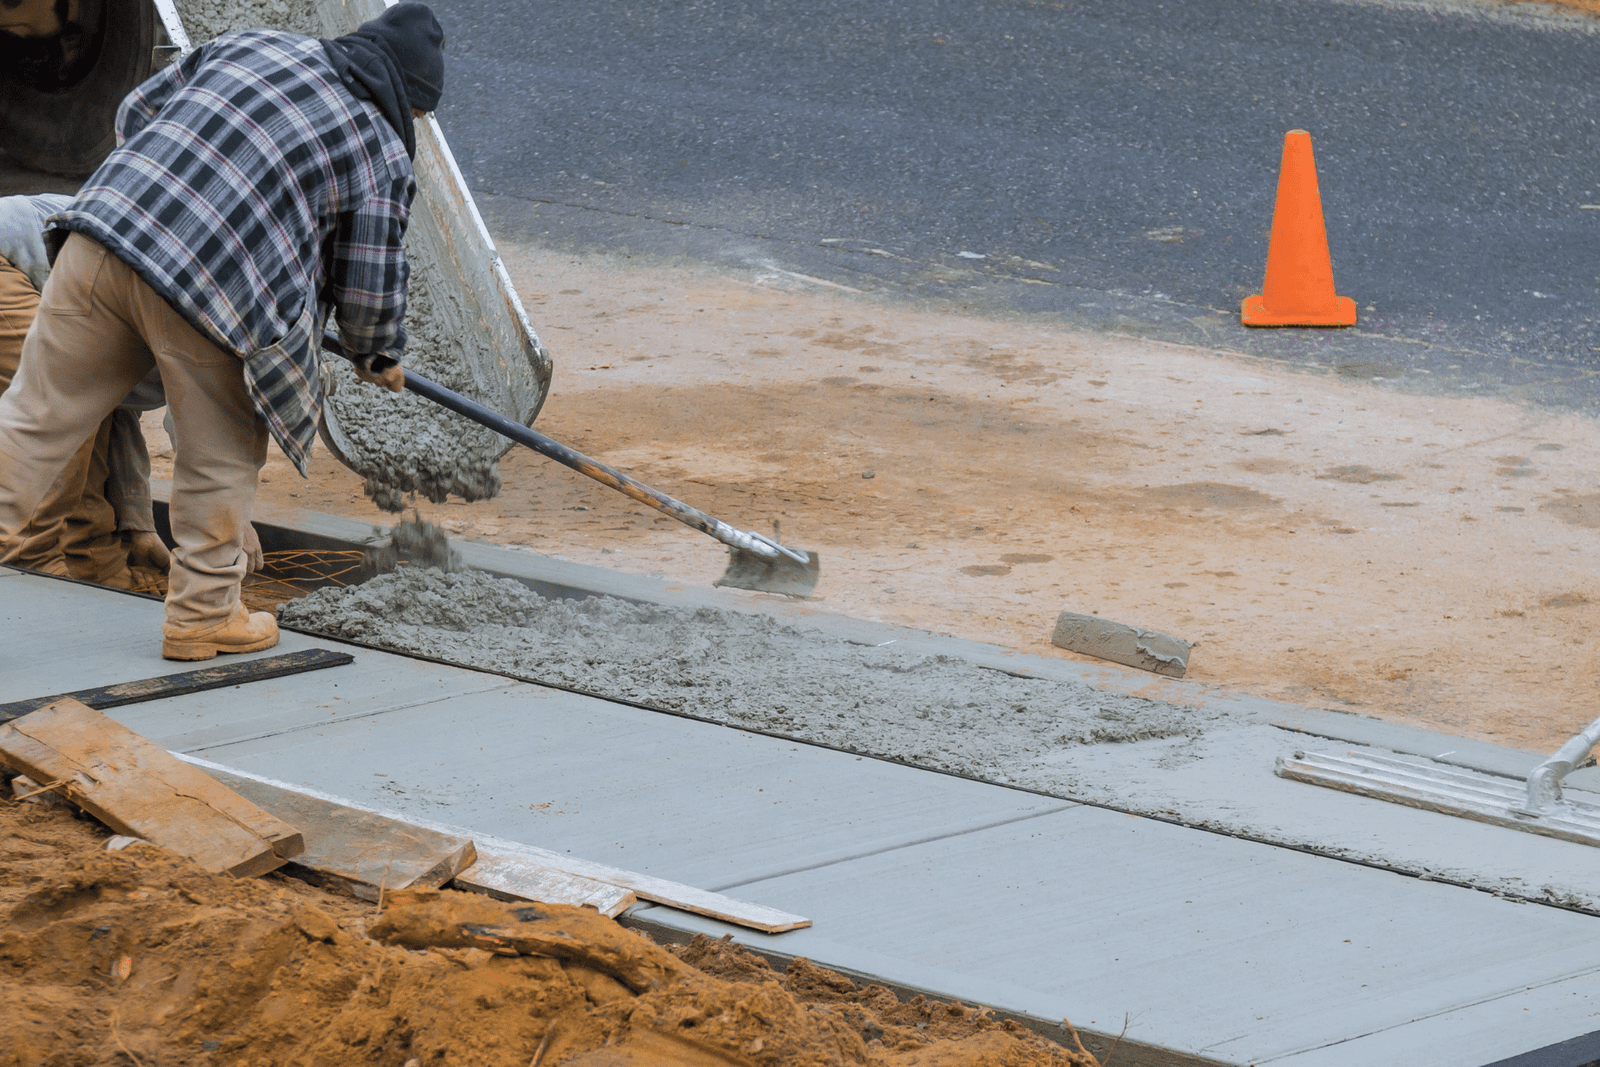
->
[0, 647, 354, 723]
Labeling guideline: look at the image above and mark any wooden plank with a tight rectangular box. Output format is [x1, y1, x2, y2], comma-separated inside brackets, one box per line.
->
[201, 766, 477, 902]
[462, 844, 812, 933]
[176, 755, 811, 933]
[0, 698, 303, 876]
[453, 851, 637, 917]
[0, 648, 354, 723]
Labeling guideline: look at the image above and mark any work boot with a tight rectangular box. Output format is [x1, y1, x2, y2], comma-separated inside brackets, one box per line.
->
[162, 603, 279, 661]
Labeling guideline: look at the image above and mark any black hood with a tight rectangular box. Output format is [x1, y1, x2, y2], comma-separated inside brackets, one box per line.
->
[321, 2, 445, 158]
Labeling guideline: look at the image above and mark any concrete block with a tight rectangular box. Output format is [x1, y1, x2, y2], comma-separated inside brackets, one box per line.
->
[1050, 612, 1191, 678]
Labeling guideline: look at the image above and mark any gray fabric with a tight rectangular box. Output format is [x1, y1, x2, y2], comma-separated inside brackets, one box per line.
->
[119, 366, 166, 412]
[105, 409, 155, 533]
[0, 194, 72, 291]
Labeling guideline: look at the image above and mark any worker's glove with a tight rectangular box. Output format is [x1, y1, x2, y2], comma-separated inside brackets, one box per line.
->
[354, 356, 405, 393]
[243, 523, 264, 573]
[125, 530, 171, 573]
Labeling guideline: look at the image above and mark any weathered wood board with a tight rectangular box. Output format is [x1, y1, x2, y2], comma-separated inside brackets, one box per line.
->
[454, 851, 637, 918]
[202, 766, 477, 902]
[0, 698, 303, 876]
[178, 754, 812, 934]
[457, 845, 812, 933]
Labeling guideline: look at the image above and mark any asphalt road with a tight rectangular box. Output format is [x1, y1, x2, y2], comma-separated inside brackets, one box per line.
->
[428, 0, 1600, 411]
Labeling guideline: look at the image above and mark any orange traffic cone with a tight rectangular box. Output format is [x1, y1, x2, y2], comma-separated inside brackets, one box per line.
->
[1241, 130, 1357, 327]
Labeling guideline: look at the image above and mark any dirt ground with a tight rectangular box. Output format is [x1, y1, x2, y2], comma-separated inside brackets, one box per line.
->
[151, 238, 1599, 757]
[1508, 0, 1600, 16]
[0, 793, 1095, 1067]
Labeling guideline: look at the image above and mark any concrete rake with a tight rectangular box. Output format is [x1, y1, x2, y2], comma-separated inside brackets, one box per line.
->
[322, 335, 820, 597]
[1277, 714, 1600, 848]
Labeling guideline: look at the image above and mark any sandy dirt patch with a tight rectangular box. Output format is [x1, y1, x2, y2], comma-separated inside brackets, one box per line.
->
[0, 792, 1094, 1067]
[146, 244, 1600, 756]
[1505, 0, 1600, 16]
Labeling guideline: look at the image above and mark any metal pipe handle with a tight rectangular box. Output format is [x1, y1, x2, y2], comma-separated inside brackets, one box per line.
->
[320, 334, 809, 565]
[1522, 714, 1600, 815]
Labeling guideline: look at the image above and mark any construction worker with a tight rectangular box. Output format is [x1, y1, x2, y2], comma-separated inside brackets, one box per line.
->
[0, 192, 170, 588]
[0, 193, 263, 589]
[0, 3, 444, 660]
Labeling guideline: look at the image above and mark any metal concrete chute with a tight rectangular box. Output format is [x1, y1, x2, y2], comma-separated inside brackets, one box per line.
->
[1277, 712, 1600, 849]
[312, 0, 552, 466]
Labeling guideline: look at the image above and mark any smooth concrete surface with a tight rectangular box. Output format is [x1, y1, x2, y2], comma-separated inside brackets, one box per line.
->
[212, 503, 1600, 913]
[631, 808, 1600, 1066]
[1, 574, 186, 697]
[9, 566, 1600, 1065]
[176, 683, 1077, 890]
[1021, 724, 1600, 912]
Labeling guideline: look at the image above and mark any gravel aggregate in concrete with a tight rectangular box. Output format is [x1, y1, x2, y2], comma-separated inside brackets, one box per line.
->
[279, 567, 1225, 786]
[320, 265, 505, 512]
[173, 0, 318, 40]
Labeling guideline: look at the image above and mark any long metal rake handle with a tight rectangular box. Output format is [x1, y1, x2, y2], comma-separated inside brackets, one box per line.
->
[320, 334, 808, 565]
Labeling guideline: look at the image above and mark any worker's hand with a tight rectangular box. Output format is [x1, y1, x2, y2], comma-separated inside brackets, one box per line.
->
[355, 360, 405, 393]
[125, 530, 171, 574]
[242, 523, 264, 573]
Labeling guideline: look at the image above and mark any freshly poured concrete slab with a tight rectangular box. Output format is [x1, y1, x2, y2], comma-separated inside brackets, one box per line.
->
[19, 533, 1600, 1065]
[241, 515, 1600, 912]
[240, 500, 1580, 784]
[1, 573, 185, 698]
[634, 806, 1600, 1066]
[110, 647, 517, 754]
[237, 501, 1592, 777]
[1020, 724, 1600, 913]
[186, 682, 1077, 890]
[236, 494, 1294, 719]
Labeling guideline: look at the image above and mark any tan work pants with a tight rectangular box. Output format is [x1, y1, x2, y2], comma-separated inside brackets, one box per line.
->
[0, 234, 267, 631]
[0, 252, 129, 580]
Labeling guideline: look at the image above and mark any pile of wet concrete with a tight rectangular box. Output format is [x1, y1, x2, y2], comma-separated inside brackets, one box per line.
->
[280, 560, 1228, 791]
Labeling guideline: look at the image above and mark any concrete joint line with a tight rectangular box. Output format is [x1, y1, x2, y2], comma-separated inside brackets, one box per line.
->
[706, 802, 1081, 894]
[184, 680, 519, 754]
[1244, 959, 1600, 1065]
[266, 629, 1600, 917]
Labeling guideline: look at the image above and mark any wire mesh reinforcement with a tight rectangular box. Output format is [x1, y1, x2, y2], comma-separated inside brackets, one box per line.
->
[126, 549, 369, 611]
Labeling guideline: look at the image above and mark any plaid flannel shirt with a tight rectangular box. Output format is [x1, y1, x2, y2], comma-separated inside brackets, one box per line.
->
[45, 30, 415, 474]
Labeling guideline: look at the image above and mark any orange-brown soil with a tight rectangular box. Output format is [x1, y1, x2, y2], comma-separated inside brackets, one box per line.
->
[1506, 0, 1600, 16]
[0, 792, 1094, 1067]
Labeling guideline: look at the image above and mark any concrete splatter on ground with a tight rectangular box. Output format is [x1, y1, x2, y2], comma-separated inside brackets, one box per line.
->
[280, 567, 1224, 785]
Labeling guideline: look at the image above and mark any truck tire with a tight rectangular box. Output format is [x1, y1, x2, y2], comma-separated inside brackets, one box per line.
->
[0, 0, 159, 177]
